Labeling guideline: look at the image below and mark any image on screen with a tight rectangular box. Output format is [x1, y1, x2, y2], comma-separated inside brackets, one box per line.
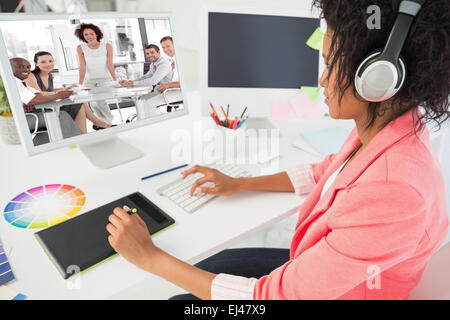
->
[0, 16, 183, 147]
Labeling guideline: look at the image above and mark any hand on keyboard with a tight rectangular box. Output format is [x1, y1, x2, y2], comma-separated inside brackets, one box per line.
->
[157, 163, 251, 213]
[181, 165, 244, 196]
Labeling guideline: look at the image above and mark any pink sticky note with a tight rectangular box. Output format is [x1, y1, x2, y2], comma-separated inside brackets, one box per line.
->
[271, 102, 293, 122]
[289, 93, 322, 119]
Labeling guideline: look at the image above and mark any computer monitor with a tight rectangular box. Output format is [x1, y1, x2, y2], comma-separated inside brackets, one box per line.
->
[201, 6, 326, 127]
[0, 12, 187, 168]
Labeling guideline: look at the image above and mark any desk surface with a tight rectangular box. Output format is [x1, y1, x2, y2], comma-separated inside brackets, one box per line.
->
[0, 91, 354, 299]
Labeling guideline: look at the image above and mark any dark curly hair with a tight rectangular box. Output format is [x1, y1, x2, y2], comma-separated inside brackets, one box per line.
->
[74, 23, 104, 43]
[312, 0, 450, 132]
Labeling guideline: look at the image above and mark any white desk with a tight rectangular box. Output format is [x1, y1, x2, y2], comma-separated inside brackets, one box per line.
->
[34, 86, 153, 142]
[0, 91, 353, 299]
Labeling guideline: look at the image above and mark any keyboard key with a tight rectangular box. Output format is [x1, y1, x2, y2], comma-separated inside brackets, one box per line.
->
[158, 163, 251, 213]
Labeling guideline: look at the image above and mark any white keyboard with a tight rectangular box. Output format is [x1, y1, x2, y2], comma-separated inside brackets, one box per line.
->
[156, 163, 252, 213]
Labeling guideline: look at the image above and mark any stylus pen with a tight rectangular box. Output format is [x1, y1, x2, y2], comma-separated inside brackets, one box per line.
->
[141, 164, 189, 181]
[127, 208, 137, 215]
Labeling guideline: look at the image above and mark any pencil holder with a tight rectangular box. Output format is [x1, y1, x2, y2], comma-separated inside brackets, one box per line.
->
[214, 120, 247, 135]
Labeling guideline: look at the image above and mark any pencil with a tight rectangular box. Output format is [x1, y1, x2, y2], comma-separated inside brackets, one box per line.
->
[209, 102, 217, 115]
[220, 105, 230, 126]
[210, 113, 221, 126]
[240, 106, 248, 119]
[232, 116, 238, 129]
[141, 164, 189, 181]
[236, 118, 246, 129]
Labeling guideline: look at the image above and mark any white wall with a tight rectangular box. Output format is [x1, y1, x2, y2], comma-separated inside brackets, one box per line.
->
[134, 0, 314, 51]
[439, 121, 450, 244]
[116, 0, 315, 90]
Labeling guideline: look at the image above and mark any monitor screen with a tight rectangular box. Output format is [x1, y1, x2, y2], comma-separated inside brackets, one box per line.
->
[208, 12, 320, 89]
[0, 14, 185, 150]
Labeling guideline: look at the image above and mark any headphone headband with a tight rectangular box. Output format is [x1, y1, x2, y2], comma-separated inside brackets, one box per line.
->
[381, 0, 425, 60]
[354, 0, 425, 102]
[399, 0, 423, 16]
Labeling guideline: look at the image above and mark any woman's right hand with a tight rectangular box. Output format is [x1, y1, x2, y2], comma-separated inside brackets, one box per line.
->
[181, 165, 246, 196]
[57, 90, 73, 99]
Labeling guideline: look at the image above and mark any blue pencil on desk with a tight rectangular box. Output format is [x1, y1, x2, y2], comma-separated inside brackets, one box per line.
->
[141, 164, 189, 181]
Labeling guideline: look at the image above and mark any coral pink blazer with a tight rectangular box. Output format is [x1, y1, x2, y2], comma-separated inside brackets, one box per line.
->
[254, 109, 449, 299]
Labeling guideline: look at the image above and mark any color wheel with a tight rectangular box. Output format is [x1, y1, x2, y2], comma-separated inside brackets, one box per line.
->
[3, 184, 86, 229]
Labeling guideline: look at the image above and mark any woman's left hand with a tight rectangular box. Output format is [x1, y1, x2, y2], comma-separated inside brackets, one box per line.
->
[106, 206, 160, 271]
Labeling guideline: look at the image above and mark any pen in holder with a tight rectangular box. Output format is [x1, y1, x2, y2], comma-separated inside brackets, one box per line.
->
[209, 102, 248, 133]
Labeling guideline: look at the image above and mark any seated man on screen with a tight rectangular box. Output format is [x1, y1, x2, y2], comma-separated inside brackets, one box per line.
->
[156, 36, 183, 112]
[157, 36, 180, 93]
[129, 37, 183, 116]
[119, 44, 172, 90]
[10, 57, 83, 144]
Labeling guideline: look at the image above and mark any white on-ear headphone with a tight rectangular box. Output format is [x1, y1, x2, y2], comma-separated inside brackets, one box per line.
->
[354, 0, 425, 102]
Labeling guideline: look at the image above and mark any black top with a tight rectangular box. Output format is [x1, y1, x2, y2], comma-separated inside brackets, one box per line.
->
[33, 72, 54, 92]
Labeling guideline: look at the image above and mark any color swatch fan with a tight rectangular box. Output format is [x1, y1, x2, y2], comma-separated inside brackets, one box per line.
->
[3, 184, 86, 229]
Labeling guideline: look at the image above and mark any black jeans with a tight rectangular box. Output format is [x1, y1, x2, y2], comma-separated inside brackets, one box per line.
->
[169, 247, 290, 300]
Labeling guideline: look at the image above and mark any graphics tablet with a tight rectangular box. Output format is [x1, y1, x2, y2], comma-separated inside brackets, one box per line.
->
[34, 192, 175, 279]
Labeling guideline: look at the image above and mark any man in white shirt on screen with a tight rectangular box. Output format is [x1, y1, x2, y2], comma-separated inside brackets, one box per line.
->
[157, 36, 180, 93]
[132, 36, 183, 115]
[10, 57, 83, 144]
[119, 44, 172, 89]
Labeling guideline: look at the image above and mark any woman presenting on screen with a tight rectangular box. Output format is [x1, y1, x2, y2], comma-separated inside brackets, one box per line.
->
[75, 23, 117, 126]
[106, 0, 450, 300]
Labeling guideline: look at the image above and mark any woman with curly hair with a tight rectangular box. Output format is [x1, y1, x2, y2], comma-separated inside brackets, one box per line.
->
[75, 23, 117, 126]
[105, 0, 450, 300]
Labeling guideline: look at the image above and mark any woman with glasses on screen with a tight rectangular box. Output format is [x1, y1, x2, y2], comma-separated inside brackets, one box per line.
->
[75, 23, 118, 126]
[25, 51, 112, 133]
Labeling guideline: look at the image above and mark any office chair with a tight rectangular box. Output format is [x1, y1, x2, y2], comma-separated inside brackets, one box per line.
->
[161, 88, 183, 112]
[26, 111, 84, 145]
[25, 113, 49, 146]
[408, 241, 450, 299]
[125, 89, 183, 123]
[105, 98, 125, 123]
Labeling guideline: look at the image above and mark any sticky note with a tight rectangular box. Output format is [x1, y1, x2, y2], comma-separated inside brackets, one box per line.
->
[299, 86, 320, 101]
[301, 127, 350, 155]
[271, 102, 292, 123]
[289, 93, 322, 119]
[306, 27, 325, 51]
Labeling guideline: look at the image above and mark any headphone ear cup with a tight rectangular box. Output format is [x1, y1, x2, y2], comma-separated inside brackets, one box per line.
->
[395, 54, 406, 90]
[355, 50, 406, 102]
[355, 49, 383, 79]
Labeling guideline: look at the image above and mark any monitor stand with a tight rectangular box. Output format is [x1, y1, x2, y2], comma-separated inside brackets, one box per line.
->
[79, 136, 144, 169]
